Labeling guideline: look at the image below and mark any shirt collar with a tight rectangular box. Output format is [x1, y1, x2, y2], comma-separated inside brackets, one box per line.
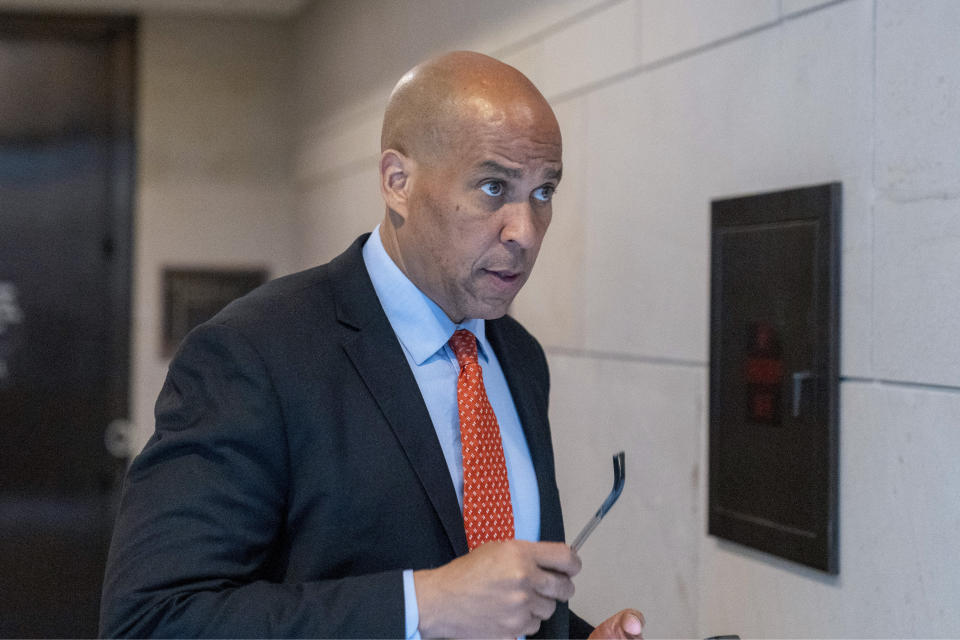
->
[362, 225, 488, 365]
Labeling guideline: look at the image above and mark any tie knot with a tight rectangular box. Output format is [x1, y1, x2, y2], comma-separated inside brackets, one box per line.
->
[449, 329, 479, 366]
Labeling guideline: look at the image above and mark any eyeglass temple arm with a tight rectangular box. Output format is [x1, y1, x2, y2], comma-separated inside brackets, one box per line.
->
[570, 451, 625, 551]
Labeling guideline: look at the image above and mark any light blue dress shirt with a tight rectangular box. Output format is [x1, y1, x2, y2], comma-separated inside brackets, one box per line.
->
[361, 226, 541, 639]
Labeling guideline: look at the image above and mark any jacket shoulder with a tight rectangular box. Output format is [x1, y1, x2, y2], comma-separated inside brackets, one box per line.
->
[489, 314, 546, 360]
[202, 234, 370, 338]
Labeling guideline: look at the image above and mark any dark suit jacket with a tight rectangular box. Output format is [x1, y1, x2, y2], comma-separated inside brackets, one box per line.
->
[100, 235, 592, 638]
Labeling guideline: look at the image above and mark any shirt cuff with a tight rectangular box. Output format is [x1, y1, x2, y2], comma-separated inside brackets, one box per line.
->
[403, 569, 422, 640]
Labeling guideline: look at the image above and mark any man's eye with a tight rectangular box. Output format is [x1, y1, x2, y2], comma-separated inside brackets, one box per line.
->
[480, 181, 504, 197]
[532, 185, 555, 202]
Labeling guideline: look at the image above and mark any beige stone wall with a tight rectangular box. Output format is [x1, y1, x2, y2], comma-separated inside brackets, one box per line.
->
[132, 14, 297, 453]
[291, 1, 960, 637]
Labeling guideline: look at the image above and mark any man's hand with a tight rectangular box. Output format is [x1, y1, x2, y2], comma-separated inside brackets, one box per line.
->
[414, 540, 581, 638]
[588, 609, 645, 639]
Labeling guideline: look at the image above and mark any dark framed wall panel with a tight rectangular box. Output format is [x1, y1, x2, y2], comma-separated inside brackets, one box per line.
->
[709, 183, 840, 573]
[162, 267, 268, 356]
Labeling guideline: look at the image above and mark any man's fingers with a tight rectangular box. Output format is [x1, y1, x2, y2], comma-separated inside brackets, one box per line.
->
[416, 541, 582, 638]
[588, 608, 645, 639]
[520, 591, 556, 623]
[530, 541, 582, 577]
[522, 615, 544, 637]
[531, 568, 576, 601]
[621, 610, 644, 637]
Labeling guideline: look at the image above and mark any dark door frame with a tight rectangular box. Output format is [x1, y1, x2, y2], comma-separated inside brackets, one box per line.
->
[0, 12, 137, 636]
[0, 12, 136, 432]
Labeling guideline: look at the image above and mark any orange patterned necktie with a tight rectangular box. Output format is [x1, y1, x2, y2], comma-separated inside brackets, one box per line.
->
[449, 329, 515, 550]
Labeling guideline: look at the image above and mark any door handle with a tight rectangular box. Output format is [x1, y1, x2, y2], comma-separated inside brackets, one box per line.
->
[104, 418, 135, 460]
[791, 371, 813, 417]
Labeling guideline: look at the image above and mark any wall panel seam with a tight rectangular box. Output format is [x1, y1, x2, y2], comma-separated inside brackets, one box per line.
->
[543, 353, 960, 395]
[547, 14, 788, 106]
[544, 346, 706, 369]
[490, 0, 627, 60]
[841, 376, 960, 394]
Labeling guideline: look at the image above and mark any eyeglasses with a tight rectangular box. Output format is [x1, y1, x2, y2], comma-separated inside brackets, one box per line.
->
[570, 451, 625, 552]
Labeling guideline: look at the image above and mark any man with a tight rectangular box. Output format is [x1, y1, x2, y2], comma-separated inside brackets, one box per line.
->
[100, 51, 644, 639]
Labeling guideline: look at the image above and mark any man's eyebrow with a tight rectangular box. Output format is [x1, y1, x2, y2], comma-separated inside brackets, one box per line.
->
[477, 161, 523, 179]
[476, 161, 563, 182]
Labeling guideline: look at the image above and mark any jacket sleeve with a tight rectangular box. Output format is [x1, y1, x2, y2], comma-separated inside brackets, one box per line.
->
[99, 322, 405, 638]
[568, 610, 595, 639]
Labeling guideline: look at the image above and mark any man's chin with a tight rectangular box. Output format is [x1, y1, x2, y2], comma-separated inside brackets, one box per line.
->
[448, 282, 524, 321]
[471, 298, 515, 321]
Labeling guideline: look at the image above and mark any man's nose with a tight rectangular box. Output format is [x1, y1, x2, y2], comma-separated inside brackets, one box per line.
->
[500, 200, 543, 249]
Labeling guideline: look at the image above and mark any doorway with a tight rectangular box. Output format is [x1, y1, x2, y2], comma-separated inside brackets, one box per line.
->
[0, 14, 135, 637]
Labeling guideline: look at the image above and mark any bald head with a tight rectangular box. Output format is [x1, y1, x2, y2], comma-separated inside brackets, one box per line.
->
[381, 51, 559, 164]
[376, 51, 562, 322]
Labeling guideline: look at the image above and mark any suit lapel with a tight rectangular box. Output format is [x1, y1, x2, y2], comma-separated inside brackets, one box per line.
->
[487, 318, 565, 544]
[328, 237, 469, 557]
[490, 325, 571, 640]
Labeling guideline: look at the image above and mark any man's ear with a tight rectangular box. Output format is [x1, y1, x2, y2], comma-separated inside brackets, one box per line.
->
[380, 149, 412, 219]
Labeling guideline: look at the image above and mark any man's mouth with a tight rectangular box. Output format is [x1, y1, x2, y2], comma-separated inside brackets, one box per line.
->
[483, 269, 521, 283]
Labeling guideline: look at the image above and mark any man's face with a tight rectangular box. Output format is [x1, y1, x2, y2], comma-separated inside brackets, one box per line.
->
[396, 100, 562, 322]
